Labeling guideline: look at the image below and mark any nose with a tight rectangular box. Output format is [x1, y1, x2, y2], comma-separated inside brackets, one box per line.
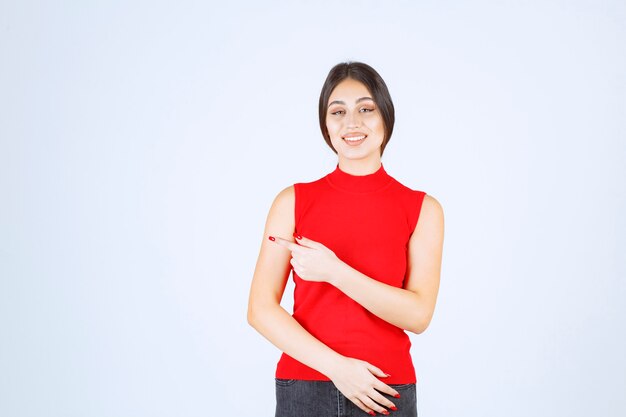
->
[345, 109, 361, 128]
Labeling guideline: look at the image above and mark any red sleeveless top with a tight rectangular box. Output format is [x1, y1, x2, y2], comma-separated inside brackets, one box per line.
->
[275, 162, 426, 384]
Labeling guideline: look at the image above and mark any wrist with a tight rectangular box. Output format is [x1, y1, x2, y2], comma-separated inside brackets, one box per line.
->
[328, 258, 349, 287]
[321, 353, 346, 379]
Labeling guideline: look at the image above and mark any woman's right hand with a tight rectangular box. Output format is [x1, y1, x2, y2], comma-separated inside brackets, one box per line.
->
[327, 356, 400, 416]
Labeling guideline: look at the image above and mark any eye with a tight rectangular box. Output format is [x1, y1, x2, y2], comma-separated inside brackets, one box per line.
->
[360, 107, 375, 113]
[330, 109, 345, 116]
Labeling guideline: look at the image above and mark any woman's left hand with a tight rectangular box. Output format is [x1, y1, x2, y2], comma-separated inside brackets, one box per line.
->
[269, 234, 343, 283]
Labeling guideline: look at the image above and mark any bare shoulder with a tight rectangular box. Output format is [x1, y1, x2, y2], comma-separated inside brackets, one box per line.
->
[269, 185, 295, 217]
[414, 193, 444, 236]
[266, 184, 295, 234]
[274, 184, 295, 203]
[422, 194, 444, 218]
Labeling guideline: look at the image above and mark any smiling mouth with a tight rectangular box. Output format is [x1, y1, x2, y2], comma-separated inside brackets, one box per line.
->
[344, 135, 366, 141]
[342, 134, 367, 145]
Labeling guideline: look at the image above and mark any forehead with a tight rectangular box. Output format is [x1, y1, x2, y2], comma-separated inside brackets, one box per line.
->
[328, 78, 372, 102]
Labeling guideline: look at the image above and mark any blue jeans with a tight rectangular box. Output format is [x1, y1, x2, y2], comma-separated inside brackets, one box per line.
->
[275, 379, 418, 417]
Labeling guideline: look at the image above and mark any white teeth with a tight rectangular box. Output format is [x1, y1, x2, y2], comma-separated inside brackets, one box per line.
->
[344, 135, 366, 141]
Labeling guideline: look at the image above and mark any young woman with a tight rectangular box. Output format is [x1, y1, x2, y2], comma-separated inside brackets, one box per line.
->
[248, 61, 444, 417]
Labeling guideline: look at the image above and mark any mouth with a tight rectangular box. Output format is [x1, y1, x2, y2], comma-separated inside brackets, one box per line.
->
[342, 134, 367, 146]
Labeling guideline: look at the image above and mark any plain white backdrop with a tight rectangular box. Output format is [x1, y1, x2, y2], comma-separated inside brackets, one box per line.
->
[1, 1, 625, 416]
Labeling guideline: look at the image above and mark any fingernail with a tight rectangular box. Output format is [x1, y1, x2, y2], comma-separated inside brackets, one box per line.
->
[268, 236, 275, 241]
[390, 406, 398, 411]
[292, 232, 302, 239]
[382, 411, 390, 416]
[368, 412, 376, 416]
[393, 393, 401, 398]
[385, 373, 392, 377]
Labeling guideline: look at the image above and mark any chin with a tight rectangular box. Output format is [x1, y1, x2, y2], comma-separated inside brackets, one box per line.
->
[340, 150, 379, 160]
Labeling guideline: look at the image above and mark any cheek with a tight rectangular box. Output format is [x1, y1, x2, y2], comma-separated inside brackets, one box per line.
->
[325, 118, 340, 135]
[369, 115, 385, 133]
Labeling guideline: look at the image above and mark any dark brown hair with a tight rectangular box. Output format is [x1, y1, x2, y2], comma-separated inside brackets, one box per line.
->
[318, 61, 395, 156]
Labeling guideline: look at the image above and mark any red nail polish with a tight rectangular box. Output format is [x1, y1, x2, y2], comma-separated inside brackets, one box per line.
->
[393, 393, 401, 398]
[268, 236, 275, 241]
[390, 406, 398, 411]
[368, 412, 376, 416]
[382, 411, 390, 416]
[292, 232, 302, 239]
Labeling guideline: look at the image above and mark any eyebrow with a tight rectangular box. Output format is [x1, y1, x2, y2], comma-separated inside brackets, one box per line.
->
[328, 97, 374, 106]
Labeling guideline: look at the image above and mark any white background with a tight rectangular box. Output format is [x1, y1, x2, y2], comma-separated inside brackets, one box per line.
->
[1, 1, 625, 416]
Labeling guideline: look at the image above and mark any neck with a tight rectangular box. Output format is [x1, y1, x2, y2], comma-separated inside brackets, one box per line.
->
[336, 156, 383, 176]
[326, 159, 392, 194]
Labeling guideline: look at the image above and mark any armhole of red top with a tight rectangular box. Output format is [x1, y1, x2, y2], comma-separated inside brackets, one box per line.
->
[293, 183, 301, 232]
[409, 191, 427, 237]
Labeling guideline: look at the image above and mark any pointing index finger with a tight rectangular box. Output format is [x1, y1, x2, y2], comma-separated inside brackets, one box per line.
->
[268, 235, 301, 252]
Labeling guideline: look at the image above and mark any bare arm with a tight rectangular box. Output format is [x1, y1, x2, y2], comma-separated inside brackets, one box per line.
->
[247, 186, 343, 376]
[247, 185, 399, 415]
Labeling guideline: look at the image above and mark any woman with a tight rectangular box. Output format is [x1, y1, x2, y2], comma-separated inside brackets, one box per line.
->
[248, 61, 444, 417]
